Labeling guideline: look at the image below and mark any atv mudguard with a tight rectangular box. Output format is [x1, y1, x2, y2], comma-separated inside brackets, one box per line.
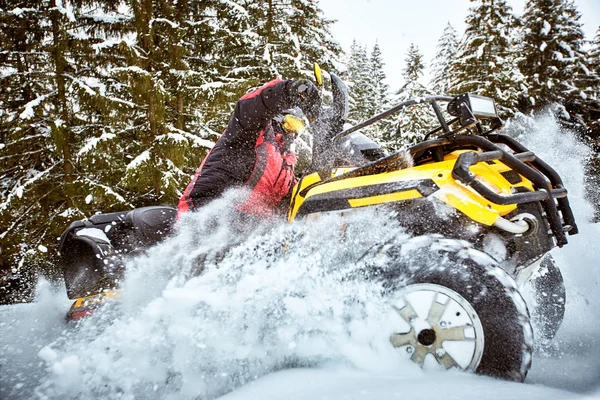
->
[59, 206, 177, 299]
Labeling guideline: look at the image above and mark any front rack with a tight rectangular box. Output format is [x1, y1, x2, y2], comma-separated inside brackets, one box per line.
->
[448, 134, 577, 247]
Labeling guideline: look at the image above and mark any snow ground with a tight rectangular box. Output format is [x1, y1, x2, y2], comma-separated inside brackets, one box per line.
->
[1, 113, 599, 399]
[220, 367, 596, 400]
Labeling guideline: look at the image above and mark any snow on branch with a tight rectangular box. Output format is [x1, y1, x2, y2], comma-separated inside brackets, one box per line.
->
[0, 163, 59, 212]
[65, 74, 97, 97]
[106, 96, 137, 108]
[126, 150, 150, 171]
[541, 20, 552, 36]
[155, 133, 187, 145]
[161, 159, 189, 188]
[8, 7, 38, 16]
[150, 18, 180, 28]
[19, 92, 56, 120]
[558, 41, 574, 57]
[111, 66, 151, 76]
[80, 12, 132, 24]
[220, 0, 249, 17]
[77, 132, 117, 158]
[199, 81, 225, 90]
[167, 127, 216, 149]
[52, 0, 76, 22]
[81, 177, 128, 204]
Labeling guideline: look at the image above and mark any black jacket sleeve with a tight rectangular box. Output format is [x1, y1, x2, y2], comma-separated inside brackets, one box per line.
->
[229, 79, 294, 132]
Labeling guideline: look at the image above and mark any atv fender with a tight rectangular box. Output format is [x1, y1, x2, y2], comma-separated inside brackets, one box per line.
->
[60, 226, 124, 299]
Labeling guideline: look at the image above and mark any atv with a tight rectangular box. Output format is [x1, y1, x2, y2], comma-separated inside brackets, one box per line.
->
[58, 65, 577, 382]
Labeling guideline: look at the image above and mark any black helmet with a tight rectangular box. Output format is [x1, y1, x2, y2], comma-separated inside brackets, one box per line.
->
[273, 107, 309, 137]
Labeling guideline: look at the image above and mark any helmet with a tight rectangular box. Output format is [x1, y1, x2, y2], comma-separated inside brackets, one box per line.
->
[272, 107, 309, 137]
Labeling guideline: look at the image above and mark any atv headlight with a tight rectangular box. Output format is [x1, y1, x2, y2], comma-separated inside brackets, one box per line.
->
[467, 94, 498, 119]
[448, 93, 498, 120]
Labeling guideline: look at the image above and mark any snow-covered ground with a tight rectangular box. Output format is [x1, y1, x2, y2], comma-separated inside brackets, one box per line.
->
[1, 114, 599, 399]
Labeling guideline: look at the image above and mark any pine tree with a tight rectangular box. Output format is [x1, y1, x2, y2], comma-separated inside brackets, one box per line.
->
[591, 27, 600, 78]
[0, 1, 216, 299]
[0, 1, 133, 299]
[191, 0, 342, 132]
[451, 0, 524, 116]
[0, 4, 55, 299]
[0, 0, 347, 302]
[369, 42, 390, 114]
[346, 40, 376, 126]
[386, 43, 436, 148]
[519, 0, 598, 121]
[588, 27, 600, 137]
[583, 27, 600, 221]
[368, 41, 391, 140]
[430, 22, 459, 95]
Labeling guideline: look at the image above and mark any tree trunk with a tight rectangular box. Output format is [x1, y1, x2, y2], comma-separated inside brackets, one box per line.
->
[176, 92, 184, 130]
[50, 0, 74, 195]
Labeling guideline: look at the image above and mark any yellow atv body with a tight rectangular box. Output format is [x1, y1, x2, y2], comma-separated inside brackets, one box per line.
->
[289, 150, 532, 226]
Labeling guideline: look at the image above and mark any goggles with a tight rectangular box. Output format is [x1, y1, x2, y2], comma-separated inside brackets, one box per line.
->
[277, 113, 308, 137]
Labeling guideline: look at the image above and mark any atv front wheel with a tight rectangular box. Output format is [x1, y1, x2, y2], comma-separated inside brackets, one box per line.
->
[384, 245, 533, 381]
[389, 283, 485, 372]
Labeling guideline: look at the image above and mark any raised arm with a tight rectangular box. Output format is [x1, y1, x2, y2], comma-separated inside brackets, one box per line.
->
[229, 78, 322, 132]
[229, 79, 292, 132]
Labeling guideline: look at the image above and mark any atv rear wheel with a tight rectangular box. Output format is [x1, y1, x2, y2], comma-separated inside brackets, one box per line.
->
[384, 245, 533, 381]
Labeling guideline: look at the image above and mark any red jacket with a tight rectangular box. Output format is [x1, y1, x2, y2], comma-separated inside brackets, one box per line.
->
[178, 79, 297, 218]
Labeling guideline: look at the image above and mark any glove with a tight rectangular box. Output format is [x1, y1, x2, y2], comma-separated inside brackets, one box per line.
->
[288, 79, 321, 122]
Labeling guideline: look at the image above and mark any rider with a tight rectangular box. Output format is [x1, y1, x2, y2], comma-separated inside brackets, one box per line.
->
[178, 78, 321, 219]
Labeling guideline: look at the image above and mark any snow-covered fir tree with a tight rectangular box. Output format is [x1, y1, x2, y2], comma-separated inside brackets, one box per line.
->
[589, 27, 600, 137]
[209, 0, 341, 96]
[386, 43, 436, 149]
[0, 1, 142, 292]
[346, 40, 377, 126]
[451, 0, 524, 115]
[430, 22, 459, 95]
[519, 0, 599, 125]
[450, 0, 524, 116]
[591, 27, 600, 78]
[345, 40, 393, 140]
[369, 42, 390, 115]
[0, 0, 342, 301]
[583, 26, 600, 210]
[0, 3, 60, 295]
[368, 42, 392, 140]
[402, 43, 426, 84]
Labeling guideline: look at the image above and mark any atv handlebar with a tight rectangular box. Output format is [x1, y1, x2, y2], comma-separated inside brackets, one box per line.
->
[331, 96, 454, 142]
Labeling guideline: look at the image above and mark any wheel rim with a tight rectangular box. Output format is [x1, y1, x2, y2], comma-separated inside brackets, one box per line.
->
[389, 283, 485, 371]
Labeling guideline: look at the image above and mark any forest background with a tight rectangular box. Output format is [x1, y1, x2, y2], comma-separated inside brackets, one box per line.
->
[1, 0, 599, 303]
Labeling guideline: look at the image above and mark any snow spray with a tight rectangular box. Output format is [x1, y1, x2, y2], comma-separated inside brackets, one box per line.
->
[0, 112, 598, 399]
